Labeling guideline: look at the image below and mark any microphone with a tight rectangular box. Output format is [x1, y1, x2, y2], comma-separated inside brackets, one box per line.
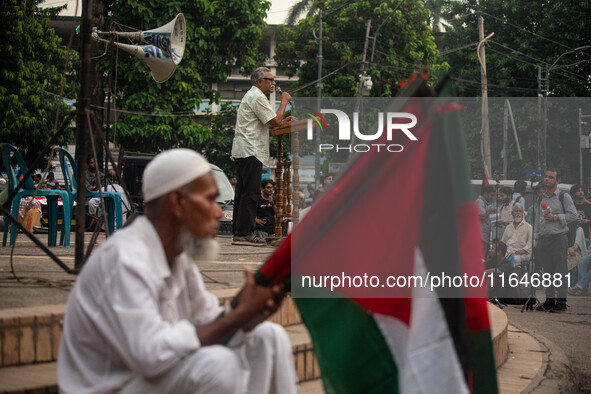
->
[275, 86, 292, 107]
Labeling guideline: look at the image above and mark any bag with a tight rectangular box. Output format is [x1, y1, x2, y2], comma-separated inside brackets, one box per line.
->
[538, 191, 575, 246]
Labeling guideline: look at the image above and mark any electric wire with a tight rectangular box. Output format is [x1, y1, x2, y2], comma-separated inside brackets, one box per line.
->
[450, 77, 539, 93]
[438, 42, 478, 56]
[487, 48, 589, 85]
[488, 41, 587, 81]
[478, 11, 585, 53]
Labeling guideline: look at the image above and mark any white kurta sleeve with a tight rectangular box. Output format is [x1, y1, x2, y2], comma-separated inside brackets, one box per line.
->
[95, 261, 201, 379]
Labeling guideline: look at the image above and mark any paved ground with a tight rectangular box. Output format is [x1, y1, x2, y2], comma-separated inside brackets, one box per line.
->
[1, 232, 590, 392]
[0, 234, 273, 308]
[502, 293, 591, 393]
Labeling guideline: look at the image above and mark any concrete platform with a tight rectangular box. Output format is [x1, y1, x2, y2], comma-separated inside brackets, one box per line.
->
[0, 300, 523, 393]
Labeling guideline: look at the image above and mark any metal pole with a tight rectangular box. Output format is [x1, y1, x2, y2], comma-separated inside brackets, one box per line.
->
[505, 99, 523, 161]
[315, 9, 322, 189]
[104, 45, 116, 181]
[537, 66, 542, 171]
[542, 64, 548, 170]
[74, 0, 95, 269]
[104, 90, 111, 177]
[580, 108, 584, 185]
[503, 99, 508, 177]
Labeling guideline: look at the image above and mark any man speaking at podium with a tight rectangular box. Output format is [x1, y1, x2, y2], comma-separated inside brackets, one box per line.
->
[231, 67, 292, 245]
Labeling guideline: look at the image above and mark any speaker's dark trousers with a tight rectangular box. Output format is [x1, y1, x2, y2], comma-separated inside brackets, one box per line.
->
[233, 156, 262, 236]
[535, 233, 568, 303]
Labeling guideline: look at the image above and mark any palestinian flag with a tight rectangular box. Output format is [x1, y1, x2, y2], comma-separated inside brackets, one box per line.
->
[258, 76, 498, 393]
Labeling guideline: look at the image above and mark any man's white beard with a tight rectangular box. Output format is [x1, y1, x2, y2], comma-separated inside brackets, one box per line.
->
[513, 216, 523, 224]
[178, 227, 220, 262]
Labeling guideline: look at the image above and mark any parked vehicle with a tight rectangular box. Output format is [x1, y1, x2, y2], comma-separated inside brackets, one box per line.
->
[119, 153, 234, 237]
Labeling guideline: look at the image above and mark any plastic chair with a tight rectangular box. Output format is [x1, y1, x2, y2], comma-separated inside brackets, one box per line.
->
[56, 148, 122, 239]
[1, 143, 72, 247]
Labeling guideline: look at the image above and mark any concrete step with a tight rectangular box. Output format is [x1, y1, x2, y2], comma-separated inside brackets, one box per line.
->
[0, 292, 300, 368]
[0, 362, 57, 393]
[0, 323, 316, 394]
[298, 378, 324, 394]
[0, 293, 313, 393]
[0, 299, 512, 393]
[489, 303, 509, 368]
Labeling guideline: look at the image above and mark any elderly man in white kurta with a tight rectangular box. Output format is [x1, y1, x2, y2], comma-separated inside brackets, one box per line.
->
[500, 203, 532, 266]
[58, 149, 297, 394]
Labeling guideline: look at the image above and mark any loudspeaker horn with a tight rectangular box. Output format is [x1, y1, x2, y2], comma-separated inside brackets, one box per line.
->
[96, 13, 186, 65]
[92, 32, 177, 83]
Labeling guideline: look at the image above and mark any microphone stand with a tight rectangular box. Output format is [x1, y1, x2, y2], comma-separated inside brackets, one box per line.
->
[494, 179, 501, 241]
[522, 178, 540, 312]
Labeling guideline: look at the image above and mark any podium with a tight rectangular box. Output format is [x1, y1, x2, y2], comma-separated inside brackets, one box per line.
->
[269, 119, 312, 237]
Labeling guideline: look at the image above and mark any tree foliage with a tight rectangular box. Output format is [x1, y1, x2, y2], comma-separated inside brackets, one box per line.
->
[441, 0, 591, 182]
[275, 0, 447, 98]
[199, 104, 238, 178]
[0, 0, 78, 171]
[443, 0, 591, 97]
[285, 0, 319, 26]
[423, 0, 453, 33]
[105, 0, 270, 154]
[442, 0, 591, 98]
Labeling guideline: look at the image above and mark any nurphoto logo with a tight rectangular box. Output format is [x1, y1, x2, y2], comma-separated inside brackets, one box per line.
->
[306, 108, 418, 153]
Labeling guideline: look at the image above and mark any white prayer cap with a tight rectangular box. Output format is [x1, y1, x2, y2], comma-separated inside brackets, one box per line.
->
[142, 149, 211, 202]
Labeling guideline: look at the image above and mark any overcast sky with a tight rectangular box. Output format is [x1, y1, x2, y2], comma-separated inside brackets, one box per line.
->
[41, 0, 300, 25]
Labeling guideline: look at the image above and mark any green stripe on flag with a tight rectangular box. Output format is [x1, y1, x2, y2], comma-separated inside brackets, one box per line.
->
[294, 296, 399, 394]
[436, 81, 498, 392]
[469, 330, 499, 394]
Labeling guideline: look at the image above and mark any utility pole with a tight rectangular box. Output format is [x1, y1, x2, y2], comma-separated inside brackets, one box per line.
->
[351, 19, 372, 155]
[537, 66, 543, 171]
[75, 0, 103, 268]
[478, 16, 493, 179]
[357, 19, 372, 98]
[75, 0, 94, 269]
[315, 8, 323, 189]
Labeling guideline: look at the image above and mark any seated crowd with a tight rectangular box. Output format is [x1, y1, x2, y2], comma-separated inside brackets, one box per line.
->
[478, 169, 591, 311]
[0, 155, 127, 234]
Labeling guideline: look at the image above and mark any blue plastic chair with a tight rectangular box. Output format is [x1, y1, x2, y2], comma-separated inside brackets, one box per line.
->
[1, 143, 72, 247]
[56, 148, 122, 239]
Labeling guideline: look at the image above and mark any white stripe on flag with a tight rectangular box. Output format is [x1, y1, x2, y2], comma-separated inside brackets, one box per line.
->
[374, 248, 469, 394]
